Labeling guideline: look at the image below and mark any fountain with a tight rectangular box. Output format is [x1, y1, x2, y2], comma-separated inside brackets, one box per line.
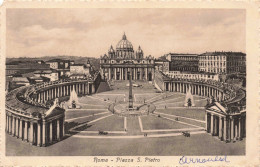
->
[68, 87, 81, 109]
[184, 85, 195, 107]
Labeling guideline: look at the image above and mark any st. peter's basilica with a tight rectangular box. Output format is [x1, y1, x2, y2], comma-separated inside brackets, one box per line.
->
[100, 33, 155, 81]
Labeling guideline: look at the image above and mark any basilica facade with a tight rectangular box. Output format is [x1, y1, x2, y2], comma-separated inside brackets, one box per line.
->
[100, 33, 155, 81]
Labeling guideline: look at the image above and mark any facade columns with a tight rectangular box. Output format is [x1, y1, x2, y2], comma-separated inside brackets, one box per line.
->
[120, 68, 122, 80]
[125, 68, 128, 80]
[57, 88, 60, 98]
[115, 68, 117, 80]
[122, 68, 124, 80]
[145, 68, 148, 80]
[108, 68, 111, 80]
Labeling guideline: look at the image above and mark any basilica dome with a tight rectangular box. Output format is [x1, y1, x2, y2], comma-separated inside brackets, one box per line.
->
[116, 33, 133, 50]
[115, 33, 134, 59]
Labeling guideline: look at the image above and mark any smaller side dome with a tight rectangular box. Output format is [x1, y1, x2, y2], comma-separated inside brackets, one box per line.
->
[108, 45, 115, 53]
[136, 46, 144, 59]
[137, 46, 143, 53]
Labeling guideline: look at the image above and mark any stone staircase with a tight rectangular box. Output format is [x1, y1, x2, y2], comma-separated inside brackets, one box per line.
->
[96, 81, 111, 93]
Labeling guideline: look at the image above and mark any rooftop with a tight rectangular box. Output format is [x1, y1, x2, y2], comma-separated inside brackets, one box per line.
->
[169, 53, 198, 56]
[199, 51, 246, 56]
[12, 77, 29, 82]
[46, 59, 71, 63]
[34, 69, 58, 74]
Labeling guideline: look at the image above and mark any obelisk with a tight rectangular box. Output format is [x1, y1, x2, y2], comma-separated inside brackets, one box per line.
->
[128, 68, 133, 109]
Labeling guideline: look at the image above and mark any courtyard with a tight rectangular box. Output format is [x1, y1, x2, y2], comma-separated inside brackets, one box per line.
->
[6, 81, 245, 156]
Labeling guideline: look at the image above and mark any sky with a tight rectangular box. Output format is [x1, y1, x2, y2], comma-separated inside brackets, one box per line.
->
[6, 8, 246, 58]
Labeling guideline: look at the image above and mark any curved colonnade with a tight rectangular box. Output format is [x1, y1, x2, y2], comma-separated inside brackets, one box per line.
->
[155, 71, 246, 142]
[5, 76, 98, 147]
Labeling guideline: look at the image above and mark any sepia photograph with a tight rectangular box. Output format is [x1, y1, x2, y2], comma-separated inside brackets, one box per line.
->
[1, 2, 258, 166]
[5, 8, 247, 156]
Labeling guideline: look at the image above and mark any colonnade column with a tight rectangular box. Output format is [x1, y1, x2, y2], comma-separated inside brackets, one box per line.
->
[24, 121, 28, 141]
[214, 116, 218, 136]
[219, 117, 222, 139]
[50, 121, 53, 143]
[37, 123, 41, 146]
[223, 117, 227, 141]
[57, 120, 60, 141]
[63, 118, 65, 138]
[230, 117, 234, 141]
[6, 115, 8, 132]
[205, 113, 208, 130]
[210, 114, 214, 135]
[15, 118, 19, 137]
[29, 122, 34, 144]
[19, 119, 23, 139]
[12, 116, 15, 136]
[8, 115, 12, 134]
[238, 118, 241, 140]
[42, 121, 46, 146]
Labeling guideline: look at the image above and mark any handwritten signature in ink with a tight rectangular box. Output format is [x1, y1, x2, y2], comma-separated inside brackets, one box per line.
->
[179, 156, 230, 165]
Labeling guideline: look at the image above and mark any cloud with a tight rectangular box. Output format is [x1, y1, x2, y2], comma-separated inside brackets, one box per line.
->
[6, 8, 245, 58]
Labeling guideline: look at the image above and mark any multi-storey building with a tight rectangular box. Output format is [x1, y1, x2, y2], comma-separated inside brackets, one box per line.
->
[198, 52, 246, 74]
[6, 61, 50, 76]
[100, 33, 155, 81]
[46, 59, 75, 77]
[70, 61, 93, 76]
[155, 59, 169, 73]
[34, 70, 59, 81]
[169, 53, 199, 72]
[165, 71, 220, 81]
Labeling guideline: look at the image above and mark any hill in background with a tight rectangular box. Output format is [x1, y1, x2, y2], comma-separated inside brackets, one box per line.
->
[6, 55, 100, 70]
